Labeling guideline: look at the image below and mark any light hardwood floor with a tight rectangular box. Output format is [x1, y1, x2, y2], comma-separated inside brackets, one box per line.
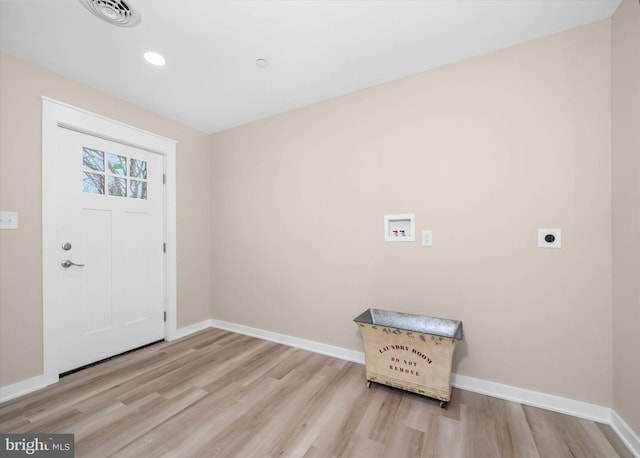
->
[0, 328, 633, 457]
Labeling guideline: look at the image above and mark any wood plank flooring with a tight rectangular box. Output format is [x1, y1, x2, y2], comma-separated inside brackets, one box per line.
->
[0, 328, 633, 457]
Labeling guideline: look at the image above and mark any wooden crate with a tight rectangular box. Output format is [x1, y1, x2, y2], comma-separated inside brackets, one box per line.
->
[354, 309, 463, 406]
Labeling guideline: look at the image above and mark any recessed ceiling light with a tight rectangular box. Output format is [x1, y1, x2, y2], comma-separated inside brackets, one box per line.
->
[144, 51, 165, 66]
[256, 58, 269, 68]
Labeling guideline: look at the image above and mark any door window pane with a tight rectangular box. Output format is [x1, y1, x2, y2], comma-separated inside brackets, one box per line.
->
[83, 147, 104, 172]
[108, 154, 127, 175]
[109, 176, 127, 197]
[83, 172, 105, 194]
[129, 180, 147, 200]
[130, 158, 147, 179]
[82, 149, 151, 199]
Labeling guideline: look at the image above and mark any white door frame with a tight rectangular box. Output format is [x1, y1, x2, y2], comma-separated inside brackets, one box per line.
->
[42, 97, 178, 386]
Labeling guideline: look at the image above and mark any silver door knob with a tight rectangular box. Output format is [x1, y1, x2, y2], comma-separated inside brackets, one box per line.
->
[61, 259, 85, 268]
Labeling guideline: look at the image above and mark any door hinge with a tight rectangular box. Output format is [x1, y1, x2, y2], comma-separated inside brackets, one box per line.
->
[164, 311, 167, 322]
[163, 174, 166, 184]
[163, 242, 166, 253]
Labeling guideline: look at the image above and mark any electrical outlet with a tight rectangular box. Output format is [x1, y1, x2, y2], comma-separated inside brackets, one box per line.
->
[538, 228, 561, 248]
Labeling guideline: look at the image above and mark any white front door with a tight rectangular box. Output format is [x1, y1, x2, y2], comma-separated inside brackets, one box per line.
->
[55, 128, 165, 373]
[42, 98, 177, 385]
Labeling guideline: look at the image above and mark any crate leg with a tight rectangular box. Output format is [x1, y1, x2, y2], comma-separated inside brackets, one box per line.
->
[439, 401, 448, 409]
[366, 381, 371, 389]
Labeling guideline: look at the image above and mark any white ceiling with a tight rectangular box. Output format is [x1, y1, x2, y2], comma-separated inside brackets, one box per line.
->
[0, 0, 622, 134]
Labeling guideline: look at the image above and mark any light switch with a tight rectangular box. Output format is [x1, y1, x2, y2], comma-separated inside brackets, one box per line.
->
[0, 211, 18, 230]
[421, 230, 432, 247]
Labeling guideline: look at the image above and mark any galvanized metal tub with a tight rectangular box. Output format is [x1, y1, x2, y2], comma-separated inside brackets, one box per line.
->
[354, 308, 463, 406]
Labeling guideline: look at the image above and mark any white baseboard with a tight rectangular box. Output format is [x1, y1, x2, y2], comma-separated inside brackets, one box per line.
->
[0, 374, 48, 403]
[171, 319, 214, 341]
[0, 320, 215, 403]
[611, 410, 640, 458]
[2, 318, 638, 457]
[210, 319, 365, 364]
[208, 320, 610, 421]
[451, 373, 611, 423]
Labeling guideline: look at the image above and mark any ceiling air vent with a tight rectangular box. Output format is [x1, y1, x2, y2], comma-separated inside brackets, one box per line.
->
[79, 0, 141, 27]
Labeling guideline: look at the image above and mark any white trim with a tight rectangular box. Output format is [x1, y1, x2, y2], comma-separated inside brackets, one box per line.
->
[208, 319, 612, 423]
[42, 97, 176, 147]
[0, 375, 48, 403]
[163, 143, 178, 341]
[170, 319, 214, 341]
[1, 319, 210, 403]
[210, 319, 365, 364]
[42, 100, 61, 387]
[611, 410, 640, 458]
[450, 373, 611, 423]
[41, 97, 177, 384]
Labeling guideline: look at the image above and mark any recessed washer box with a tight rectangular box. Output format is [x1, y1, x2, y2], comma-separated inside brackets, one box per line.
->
[384, 213, 415, 242]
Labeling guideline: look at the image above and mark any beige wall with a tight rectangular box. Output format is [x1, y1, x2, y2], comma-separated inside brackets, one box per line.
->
[612, 0, 640, 435]
[0, 52, 212, 387]
[210, 20, 614, 406]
